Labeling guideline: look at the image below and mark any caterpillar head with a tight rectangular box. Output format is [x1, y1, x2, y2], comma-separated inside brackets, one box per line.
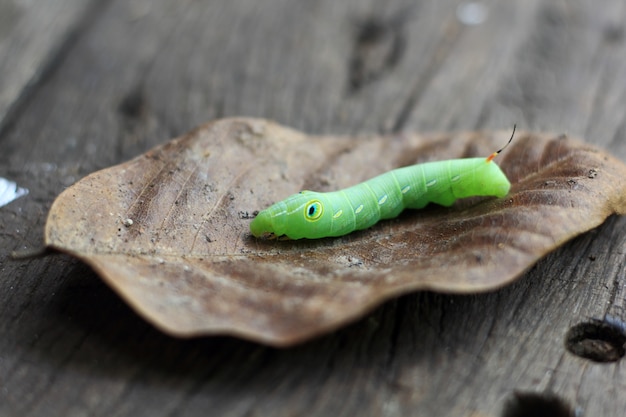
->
[250, 191, 333, 239]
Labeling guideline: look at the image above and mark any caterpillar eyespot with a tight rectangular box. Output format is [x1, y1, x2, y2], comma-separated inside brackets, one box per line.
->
[305, 200, 323, 221]
[250, 126, 516, 240]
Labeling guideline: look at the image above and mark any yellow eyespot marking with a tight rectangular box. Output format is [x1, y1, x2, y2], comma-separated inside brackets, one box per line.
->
[304, 200, 323, 221]
[401, 185, 411, 194]
[426, 179, 437, 187]
[333, 209, 343, 219]
[355, 204, 364, 214]
[451, 175, 461, 182]
[378, 195, 388, 205]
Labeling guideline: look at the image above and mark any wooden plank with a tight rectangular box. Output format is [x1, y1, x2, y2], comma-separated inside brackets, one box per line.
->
[0, 0, 102, 128]
[1, 0, 626, 416]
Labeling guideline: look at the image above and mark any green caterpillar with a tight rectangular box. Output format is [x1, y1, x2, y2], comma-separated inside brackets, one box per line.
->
[250, 127, 515, 239]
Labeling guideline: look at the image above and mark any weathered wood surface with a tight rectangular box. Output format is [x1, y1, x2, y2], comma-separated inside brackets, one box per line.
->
[0, 0, 100, 125]
[1, 0, 625, 416]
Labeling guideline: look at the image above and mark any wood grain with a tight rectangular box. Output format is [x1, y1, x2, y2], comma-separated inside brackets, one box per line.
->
[0, 0, 101, 128]
[1, 0, 626, 416]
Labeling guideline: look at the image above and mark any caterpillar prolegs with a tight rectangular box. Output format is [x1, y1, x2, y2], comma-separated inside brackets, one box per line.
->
[250, 127, 515, 239]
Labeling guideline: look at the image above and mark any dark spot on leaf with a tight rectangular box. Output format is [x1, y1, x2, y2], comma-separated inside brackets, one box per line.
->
[238, 211, 255, 219]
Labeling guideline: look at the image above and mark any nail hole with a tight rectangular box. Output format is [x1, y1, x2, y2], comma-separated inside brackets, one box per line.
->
[348, 18, 405, 93]
[502, 392, 576, 417]
[118, 87, 147, 120]
[347, 8, 414, 94]
[603, 24, 624, 44]
[565, 319, 626, 362]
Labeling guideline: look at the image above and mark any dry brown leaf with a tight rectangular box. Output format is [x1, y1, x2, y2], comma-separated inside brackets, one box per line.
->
[45, 118, 626, 346]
